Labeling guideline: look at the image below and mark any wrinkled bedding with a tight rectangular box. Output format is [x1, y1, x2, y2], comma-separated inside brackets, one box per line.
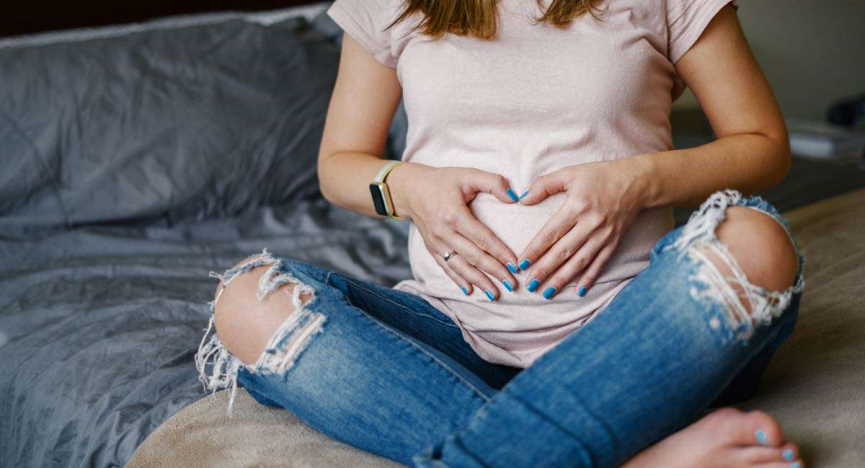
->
[0, 3, 415, 467]
[0, 201, 411, 467]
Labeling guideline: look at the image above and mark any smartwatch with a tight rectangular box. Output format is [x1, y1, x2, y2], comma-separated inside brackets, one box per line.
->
[369, 160, 406, 220]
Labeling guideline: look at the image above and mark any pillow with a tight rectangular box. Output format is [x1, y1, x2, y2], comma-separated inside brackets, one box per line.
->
[0, 13, 339, 230]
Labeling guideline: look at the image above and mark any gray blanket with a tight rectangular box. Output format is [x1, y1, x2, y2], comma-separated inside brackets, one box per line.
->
[0, 3, 413, 467]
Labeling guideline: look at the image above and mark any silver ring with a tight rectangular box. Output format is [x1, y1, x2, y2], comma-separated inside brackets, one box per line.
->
[442, 250, 457, 262]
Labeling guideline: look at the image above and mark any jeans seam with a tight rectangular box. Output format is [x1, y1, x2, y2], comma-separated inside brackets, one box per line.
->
[325, 272, 492, 403]
[337, 274, 461, 329]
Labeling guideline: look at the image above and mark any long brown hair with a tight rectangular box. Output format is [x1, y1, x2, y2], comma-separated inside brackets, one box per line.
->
[386, 0, 605, 40]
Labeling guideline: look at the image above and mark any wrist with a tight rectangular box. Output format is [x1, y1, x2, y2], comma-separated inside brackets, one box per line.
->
[386, 161, 427, 220]
[629, 152, 661, 210]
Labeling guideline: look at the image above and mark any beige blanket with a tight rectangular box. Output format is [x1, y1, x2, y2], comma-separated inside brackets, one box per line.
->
[127, 188, 865, 468]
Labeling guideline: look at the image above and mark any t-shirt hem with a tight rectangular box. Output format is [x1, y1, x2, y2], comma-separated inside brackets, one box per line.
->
[669, 0, 738, 65]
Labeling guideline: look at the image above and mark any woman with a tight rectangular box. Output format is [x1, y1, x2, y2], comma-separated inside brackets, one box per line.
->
[196, 0, 807, 466]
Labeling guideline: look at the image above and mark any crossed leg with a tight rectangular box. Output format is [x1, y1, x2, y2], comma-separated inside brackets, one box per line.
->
[206, 194, 806, 468]
[623, 205, 804, 468]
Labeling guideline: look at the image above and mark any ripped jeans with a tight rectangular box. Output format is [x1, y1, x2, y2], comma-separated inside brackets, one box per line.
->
[195, 189, 806, 468]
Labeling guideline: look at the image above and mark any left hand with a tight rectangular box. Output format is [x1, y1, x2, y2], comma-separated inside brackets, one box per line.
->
[516, 158, 650, 299]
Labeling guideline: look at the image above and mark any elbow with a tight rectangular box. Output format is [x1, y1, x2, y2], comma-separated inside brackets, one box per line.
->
[760, 127, 792, 188]
[317, 151, 337, 204]
[772, 126, 792, 185]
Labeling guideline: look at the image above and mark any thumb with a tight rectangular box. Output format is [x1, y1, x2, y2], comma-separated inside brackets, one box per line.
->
[463, 169, 520, 204]
[518, 171, 568, 205]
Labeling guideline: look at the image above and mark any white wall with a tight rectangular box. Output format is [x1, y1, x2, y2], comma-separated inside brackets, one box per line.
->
[673, 0, 865, 121]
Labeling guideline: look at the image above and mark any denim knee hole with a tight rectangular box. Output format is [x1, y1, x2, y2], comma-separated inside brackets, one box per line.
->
[665, 189, 806, 344]
[195, 247, 327, 415]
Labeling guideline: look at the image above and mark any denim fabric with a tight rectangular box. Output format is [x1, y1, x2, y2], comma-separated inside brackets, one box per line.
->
[200, 189, 806, 468]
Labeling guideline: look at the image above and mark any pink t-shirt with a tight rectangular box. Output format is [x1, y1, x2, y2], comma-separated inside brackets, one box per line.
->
[327, 0, 738, 368]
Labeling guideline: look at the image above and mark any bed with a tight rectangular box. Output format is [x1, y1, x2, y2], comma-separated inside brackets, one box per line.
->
[126, 187, 865, 468]
[1, 2, 862, 467]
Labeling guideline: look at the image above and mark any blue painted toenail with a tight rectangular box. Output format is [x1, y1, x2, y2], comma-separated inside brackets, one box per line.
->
[542, 287, 557, 299]
[460, 286, 469, 295]
[755, 429, 768, 445]
[501, 279, 513, 292]
[518, 259, 531, 270]
[527, 278, 540, 292]
[578, 286, 587, 297]
[783, 449, 795, 461]
[789, 462, 801, 468]
[507, 262, 519, 274]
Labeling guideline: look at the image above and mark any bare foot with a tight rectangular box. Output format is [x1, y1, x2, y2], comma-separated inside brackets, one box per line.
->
[623, 407, 804, 468]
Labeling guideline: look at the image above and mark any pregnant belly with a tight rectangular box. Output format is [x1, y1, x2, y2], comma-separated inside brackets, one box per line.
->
[469, 192, 568, 257]
[408, 191, 674, 296]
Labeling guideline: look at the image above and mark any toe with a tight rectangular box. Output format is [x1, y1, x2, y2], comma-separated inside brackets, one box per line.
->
[740, 410, 785, 447]
[738, 443, 798, 463]
[700, 407, 785, 447]
[755, 461, 804, 468]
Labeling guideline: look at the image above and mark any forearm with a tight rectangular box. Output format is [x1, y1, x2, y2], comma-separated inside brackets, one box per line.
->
[633, 133, 791, 210]
[318, 151, 426, 220]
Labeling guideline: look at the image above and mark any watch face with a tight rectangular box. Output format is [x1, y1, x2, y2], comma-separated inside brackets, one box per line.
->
[369, 183, 388, 216]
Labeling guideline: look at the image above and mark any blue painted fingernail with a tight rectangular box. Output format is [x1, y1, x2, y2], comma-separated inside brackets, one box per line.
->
[460, 286, 469, 295]
[506, 188, 519, 202]
[755, 429, 768, 445]
[507, 262, 519, 274]
[789, 462, 801, 468]
[501, 279, 513, 292]
[578, 286, 587, 297]
[518, 258, 531, 270]
[783, 449, 795, 461]
[518, 189, 529, 200]
[484, 289, 495, 301]
[527, 278, 540, 292]
[542, 287, 557, 299]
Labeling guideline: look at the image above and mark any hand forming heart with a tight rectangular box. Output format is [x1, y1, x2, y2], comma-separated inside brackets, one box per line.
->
[514, 158, 649, 299]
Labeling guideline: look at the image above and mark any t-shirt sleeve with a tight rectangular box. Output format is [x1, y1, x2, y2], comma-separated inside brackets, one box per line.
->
[666, 0, 740, 64]
[326, 0, 400, 68]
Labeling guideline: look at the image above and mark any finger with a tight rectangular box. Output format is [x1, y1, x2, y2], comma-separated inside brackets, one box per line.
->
[446, 228, 517, 294]
[418, 227, 473, 296]
[452, 204, 520, 275]
[573, 236, 619, 297]
[462, 169, 521, 204]
[529, 225, 606, 299]
[431, 246, 473, 296]
[516, 205, 578, 273]
[425, 226, 505, 300]
[445, 249, 504, 301]
[518, 170, 569, 206]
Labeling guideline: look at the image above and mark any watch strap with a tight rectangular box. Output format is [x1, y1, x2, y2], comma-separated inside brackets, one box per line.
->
[373, 160, 401, 184]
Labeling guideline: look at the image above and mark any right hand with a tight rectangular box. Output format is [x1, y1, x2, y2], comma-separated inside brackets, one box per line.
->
[390, 163, 521, 300]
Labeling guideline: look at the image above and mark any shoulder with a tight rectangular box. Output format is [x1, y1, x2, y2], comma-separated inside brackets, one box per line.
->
[664, 0, 740, 64]
[600, 0, 739, 64]
[326, 0, 418, 68]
